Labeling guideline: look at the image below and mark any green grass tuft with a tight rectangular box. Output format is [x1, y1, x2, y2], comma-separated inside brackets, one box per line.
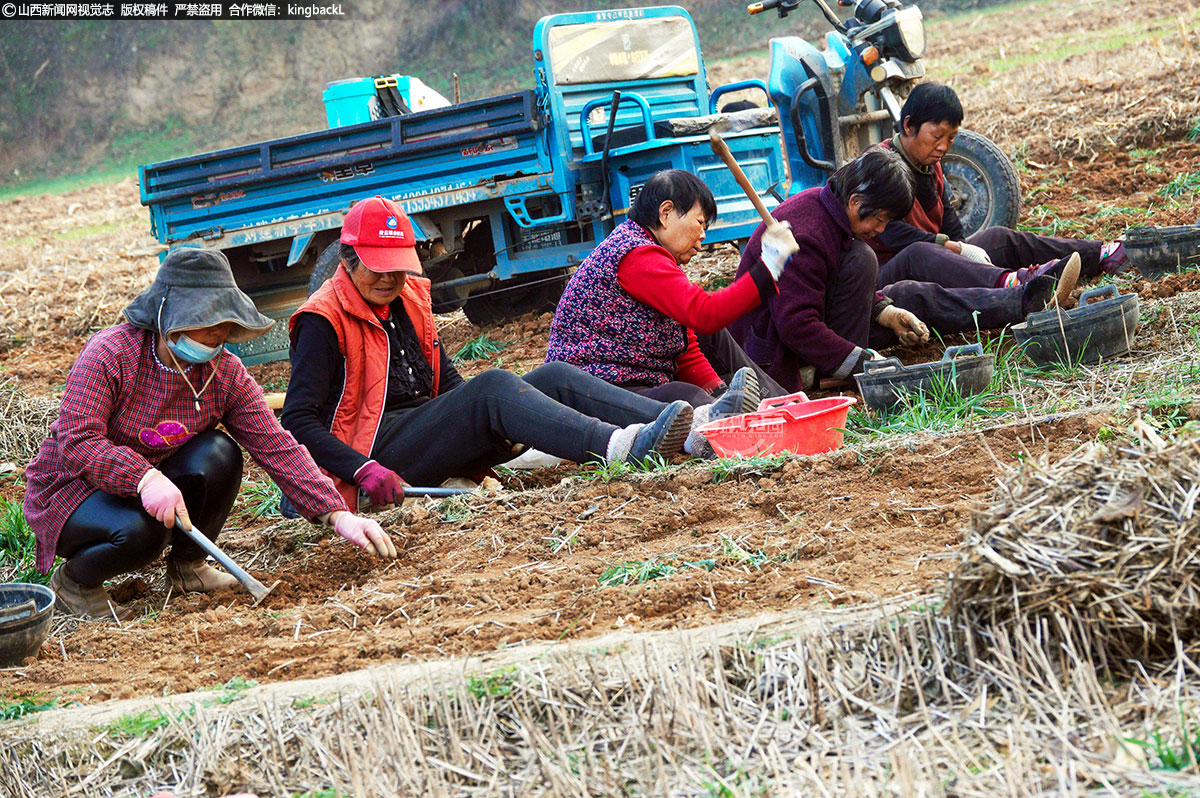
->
[720, 536, 771, 569]
[578, 452, 673, 483]
[1019, 204, 1086, 236]
[237, 480, 281, 520]
[202, 676, 259, 705]
[707, 453, 788, 484]
[844, 363, 1011, 443]
[466, 666, 517, 700]
[103, 706, 194, 738]
[0, 695, 58, 721]
[453, 334, 508, 363]
[1158, 171, 1200, 198]
[436, 496, 475, 523]
[1124, 719, 1200, 771]
[0, 499, 48, 585]
[598, 557, 715, 587]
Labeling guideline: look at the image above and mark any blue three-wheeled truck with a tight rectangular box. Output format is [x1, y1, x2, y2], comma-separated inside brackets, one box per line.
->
[139, 0, 1021, 364]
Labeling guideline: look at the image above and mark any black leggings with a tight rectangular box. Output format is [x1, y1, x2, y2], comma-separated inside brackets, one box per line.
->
[372, 361, 668, 486]
[56, 430, 243, 588]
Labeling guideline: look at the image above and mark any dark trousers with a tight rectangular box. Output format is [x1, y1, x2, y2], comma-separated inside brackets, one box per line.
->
[372, 361, 668, 485]
[874, 280, 1021, 348]
[826, 241, 880, 357]
[56, 430, 243, 588]
[826, 241, 1027, 355]
[878, 241, 1009, 289]
[628, 329, 789, 407]
[972, 226, 1103, 279]
[879, 226, 1104, 288]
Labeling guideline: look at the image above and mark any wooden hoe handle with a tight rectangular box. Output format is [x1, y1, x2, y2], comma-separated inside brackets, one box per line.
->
[708, 130, 775, 227]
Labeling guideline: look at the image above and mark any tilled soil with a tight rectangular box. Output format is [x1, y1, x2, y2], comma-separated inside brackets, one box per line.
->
[0, 413, 1103, 703]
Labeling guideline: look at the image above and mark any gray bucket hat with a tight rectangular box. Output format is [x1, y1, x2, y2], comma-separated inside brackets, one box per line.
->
[123, 248, 274, 344]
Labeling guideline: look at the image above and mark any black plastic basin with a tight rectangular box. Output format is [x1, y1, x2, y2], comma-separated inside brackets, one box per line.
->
[1012, 285, 1138, 367]
[0, 583, 54, 667]
[1124, 225, 1200, 278]
[854, 343, 995, 415]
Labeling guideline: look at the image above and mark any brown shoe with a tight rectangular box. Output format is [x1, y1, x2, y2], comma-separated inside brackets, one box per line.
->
[167, 558, 239, 593]
[49, 565, 132, 621]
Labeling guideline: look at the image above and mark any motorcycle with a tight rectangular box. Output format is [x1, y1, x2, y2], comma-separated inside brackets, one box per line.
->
[739, 0, 1021, 235]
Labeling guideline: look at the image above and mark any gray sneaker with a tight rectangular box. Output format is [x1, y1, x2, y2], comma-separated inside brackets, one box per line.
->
[628, 400, 693, 461]
[709, 367, 760, 421]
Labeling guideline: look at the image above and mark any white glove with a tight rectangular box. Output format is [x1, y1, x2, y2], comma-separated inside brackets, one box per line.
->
[876, 305, 930, 346]
[957, 242, 993, 265]
[331, 511, 398, 558]
[760, 222, 799, 280]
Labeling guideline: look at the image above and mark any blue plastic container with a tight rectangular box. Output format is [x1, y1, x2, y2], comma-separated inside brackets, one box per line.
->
[322, 78, 377, 128]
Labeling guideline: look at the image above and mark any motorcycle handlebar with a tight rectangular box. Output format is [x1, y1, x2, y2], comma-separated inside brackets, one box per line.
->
[746, 0, 781, 14]
[747, 0, 804, 15]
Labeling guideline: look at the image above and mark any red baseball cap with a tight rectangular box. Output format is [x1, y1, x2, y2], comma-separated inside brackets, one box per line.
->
[340, 196, 422, 274]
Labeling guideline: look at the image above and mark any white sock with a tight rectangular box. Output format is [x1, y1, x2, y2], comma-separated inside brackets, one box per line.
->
[605, 423, 643, 462]
[683, 404, 714, 456]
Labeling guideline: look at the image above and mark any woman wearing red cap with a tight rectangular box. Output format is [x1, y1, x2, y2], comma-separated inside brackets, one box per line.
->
[283, 196, 697, 510]
[23, 248, 397, 621]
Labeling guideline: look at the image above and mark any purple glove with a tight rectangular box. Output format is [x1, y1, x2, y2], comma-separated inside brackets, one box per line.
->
[354, 460, 406, 506]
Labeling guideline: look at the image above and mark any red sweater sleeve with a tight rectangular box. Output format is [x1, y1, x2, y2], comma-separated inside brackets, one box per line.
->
[674, 329, 722, 392]
[617, 244, 775, 335]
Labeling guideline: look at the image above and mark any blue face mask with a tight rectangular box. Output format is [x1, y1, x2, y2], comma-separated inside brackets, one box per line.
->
[167, 333, 223, 364]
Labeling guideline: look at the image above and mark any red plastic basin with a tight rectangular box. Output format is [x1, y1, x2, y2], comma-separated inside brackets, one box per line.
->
[697, 391, 857, 458]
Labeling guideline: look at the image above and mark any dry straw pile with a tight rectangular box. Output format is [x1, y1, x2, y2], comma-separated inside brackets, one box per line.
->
[947, 426, 1200, 673]
[0, 383, 58, 465]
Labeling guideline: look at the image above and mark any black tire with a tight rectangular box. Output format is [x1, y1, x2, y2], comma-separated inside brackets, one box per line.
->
[941, 129, 1022, 238]
[462, 272, 567, 327]
[307, 240, 342, 296]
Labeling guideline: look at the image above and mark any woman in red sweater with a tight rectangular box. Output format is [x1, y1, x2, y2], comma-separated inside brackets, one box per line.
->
[546, 170, 800, 452]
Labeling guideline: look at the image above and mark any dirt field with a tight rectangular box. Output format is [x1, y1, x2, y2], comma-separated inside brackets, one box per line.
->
[5, 413, 1109, 702]
[1, 0, 1199, 741]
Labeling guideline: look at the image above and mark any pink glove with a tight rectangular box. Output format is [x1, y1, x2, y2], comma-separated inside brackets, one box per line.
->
[332, 512, 398, 558]
[138, 469, 191, 529]
[354, 460, 406, 506]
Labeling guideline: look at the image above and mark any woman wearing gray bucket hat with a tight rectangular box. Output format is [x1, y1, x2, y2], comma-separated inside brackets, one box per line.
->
[23, 248, 397, 621]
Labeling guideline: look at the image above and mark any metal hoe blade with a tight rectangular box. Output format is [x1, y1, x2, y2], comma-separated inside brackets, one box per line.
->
[176, 520, 279, 606]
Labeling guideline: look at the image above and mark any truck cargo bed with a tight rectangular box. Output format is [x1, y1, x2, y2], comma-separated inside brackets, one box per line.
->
[140, 91, 548, 245]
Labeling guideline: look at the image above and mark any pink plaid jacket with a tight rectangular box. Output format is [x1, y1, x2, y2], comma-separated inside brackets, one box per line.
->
[23, 323, 346, 573]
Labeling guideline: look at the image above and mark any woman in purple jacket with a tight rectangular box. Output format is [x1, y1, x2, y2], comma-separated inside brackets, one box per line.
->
[730, 148, 1062, 392]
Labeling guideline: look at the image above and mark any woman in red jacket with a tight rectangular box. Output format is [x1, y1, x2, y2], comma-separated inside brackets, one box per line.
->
[283, 197, 697, 512]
